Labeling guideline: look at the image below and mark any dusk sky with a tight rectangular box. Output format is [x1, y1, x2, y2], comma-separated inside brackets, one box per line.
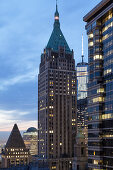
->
[0, 0, 100, 132]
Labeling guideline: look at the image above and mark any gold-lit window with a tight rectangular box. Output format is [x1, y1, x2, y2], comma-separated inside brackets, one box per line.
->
[88, 33, 93, 39]
[94, 55, 103, 60]
[97, 88, 104, 93]
[49, 130, 53, 134]
[49, 114, 53, 117]
[102, 21, 113, 33]
[88, 41, 93, 47]
[104, 69, 112, 75]
[102, 113, 112, 120]
[93, 97, 104, 103]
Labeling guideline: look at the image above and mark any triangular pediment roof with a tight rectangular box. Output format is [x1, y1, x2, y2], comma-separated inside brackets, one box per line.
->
[5, 124, 26, 148]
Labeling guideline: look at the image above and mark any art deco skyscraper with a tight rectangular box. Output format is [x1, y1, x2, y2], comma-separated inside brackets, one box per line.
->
[84, 0, 113, 169]
[38, 3, 76, 170]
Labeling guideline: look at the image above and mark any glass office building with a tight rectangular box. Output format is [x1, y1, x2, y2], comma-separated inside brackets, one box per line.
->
[77, 63, 88, 100]
[76, 36, 88, 142]
[84, 0, 113, 169]
[23, 127, 38, 156]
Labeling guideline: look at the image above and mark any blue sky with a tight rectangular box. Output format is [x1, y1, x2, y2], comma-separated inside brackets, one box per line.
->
[0, 0, 100, 132]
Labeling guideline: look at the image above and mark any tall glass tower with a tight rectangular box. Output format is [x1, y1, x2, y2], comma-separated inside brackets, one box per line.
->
[77, 64, 88, 100]
[77, 35, 88, 100]
[84, 0, 113, 169]
[76, 35, 88, 145]
[38, 3, 76, 170]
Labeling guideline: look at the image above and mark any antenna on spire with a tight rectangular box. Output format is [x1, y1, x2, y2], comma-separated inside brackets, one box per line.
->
[82, 34, 84, 64]
[56, 0, 58, 10]
[54, 0, 59, 22]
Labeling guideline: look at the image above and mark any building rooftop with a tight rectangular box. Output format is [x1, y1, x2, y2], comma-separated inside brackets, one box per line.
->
[77, 62, 88, 66]
[5, 124, 26, 148]
[26, 127, 38, 133]
[46, 3, 71, 54]
[83, 0, 112, 22]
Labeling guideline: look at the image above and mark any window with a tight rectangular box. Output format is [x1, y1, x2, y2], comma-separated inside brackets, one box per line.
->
[81, 148, 84, 155]
[94, 55, 103, 60]
[93, 97, 104, 103]
[88, 41, 93, 47]
[77, 165, 79, 170]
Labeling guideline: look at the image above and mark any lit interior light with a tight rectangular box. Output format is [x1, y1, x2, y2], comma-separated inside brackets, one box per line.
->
[55, 16, 59, 20]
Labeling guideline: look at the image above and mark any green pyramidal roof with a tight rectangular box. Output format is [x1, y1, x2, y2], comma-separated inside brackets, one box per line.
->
[46, 4, 71, 54]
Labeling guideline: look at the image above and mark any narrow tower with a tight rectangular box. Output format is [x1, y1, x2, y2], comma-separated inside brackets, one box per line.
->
[82, 34, 84, 64]
[38, 2, 77, 170]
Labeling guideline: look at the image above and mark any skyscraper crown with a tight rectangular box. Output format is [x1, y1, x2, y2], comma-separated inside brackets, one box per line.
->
[46, 1, 71, 54]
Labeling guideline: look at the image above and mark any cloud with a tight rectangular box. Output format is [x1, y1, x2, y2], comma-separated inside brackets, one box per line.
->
[0, 71, 37, 91]
[0, 109, 30, 120]
[0, 120, 37, 132]
[0, 108, 37, 131]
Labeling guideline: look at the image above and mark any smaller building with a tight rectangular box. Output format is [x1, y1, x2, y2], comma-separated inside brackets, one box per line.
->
[23, 127, 38, 156]
[77, 98, 88, 130]
[76, 35, 88, 148]
[1, 124, 30, 168]
[76, 62, 88, 100]
[73, 130, 88, 170]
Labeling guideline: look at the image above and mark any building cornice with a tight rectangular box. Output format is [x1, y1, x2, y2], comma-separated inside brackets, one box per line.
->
[83, 0, 112, 22]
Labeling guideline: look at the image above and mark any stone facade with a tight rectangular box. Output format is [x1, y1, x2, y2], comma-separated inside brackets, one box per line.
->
[2, 124, 30, 168]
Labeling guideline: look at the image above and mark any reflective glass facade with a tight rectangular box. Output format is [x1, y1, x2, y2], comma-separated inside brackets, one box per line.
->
[23, 131, 38, 156]
[77, 63, 88, 100]
[84, 0, 113, 169]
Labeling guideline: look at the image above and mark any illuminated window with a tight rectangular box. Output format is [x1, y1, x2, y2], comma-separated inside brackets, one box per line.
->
[49, 114, 53, 117]
[49, 106, 53, 109]
[55, 16, 59, 20]
[94, 55, 103, 60]
[93, 160, 103, 165]
[93, 97, 104, 103]
[102, 34, 109, 41]
[97, 88, 104, 93]
[88, 41, 93, 47]
[104, 69, 112, 75]
[88, 33, 93, 38]
[102, 21, 113, 33]
[102, 114, 112, 120]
